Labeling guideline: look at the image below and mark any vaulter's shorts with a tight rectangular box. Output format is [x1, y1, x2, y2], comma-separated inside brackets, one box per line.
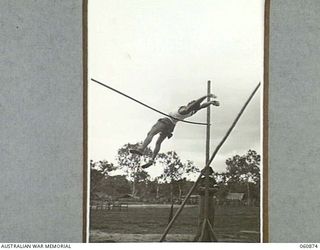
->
[158, 118, 175, 133]
[150, 117, 176, 138]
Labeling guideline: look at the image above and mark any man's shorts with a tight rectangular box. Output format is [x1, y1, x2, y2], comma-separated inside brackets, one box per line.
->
[158, 117, 175, 134]
[151, 117, 175, 138]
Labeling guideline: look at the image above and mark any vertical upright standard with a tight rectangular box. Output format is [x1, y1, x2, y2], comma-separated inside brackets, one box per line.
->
[204, 80, 211, 215]
[159, 82, 260, 242]
[197, 80, 217, 241]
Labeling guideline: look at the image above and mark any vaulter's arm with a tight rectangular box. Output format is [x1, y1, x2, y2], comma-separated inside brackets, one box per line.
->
[180, 94, 216, 115]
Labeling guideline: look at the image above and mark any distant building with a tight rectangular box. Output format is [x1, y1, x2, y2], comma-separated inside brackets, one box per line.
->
[180, 195, 200, 205]
[91, 192, 112, 201]
[224, 192, 245, 206]
[118, 194, 140, 203]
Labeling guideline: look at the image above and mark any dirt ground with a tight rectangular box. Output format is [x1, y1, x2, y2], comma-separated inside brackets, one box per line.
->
[89, 205, 260, 242]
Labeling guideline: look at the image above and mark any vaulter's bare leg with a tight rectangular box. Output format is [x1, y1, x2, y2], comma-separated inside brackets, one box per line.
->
[140, 130, 157, 151]
[152, 133, 167, 161]
[141, 133, 167, 169]
[131, 121, 163, 155]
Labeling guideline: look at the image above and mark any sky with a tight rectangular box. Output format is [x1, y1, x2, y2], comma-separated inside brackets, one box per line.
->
[88, 0, 265, 180]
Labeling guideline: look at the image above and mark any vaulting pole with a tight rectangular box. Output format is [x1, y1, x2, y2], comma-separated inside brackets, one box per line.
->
[206, 82, 261, 165]
[159, 175, 202, 242]
[159, 82, 261, 242]
[91, 78, 208, 126]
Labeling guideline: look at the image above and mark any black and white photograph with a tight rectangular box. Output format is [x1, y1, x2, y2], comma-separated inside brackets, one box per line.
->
[88, 0, 264, 243]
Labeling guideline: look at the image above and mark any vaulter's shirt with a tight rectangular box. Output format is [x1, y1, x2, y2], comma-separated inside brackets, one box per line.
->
[168, 107, 196, 125]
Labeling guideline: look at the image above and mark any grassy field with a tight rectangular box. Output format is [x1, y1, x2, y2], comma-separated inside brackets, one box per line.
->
[89, 205, 260, 242]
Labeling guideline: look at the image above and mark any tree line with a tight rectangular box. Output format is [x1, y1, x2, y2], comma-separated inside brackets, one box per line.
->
[90, 143, 260, 205]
